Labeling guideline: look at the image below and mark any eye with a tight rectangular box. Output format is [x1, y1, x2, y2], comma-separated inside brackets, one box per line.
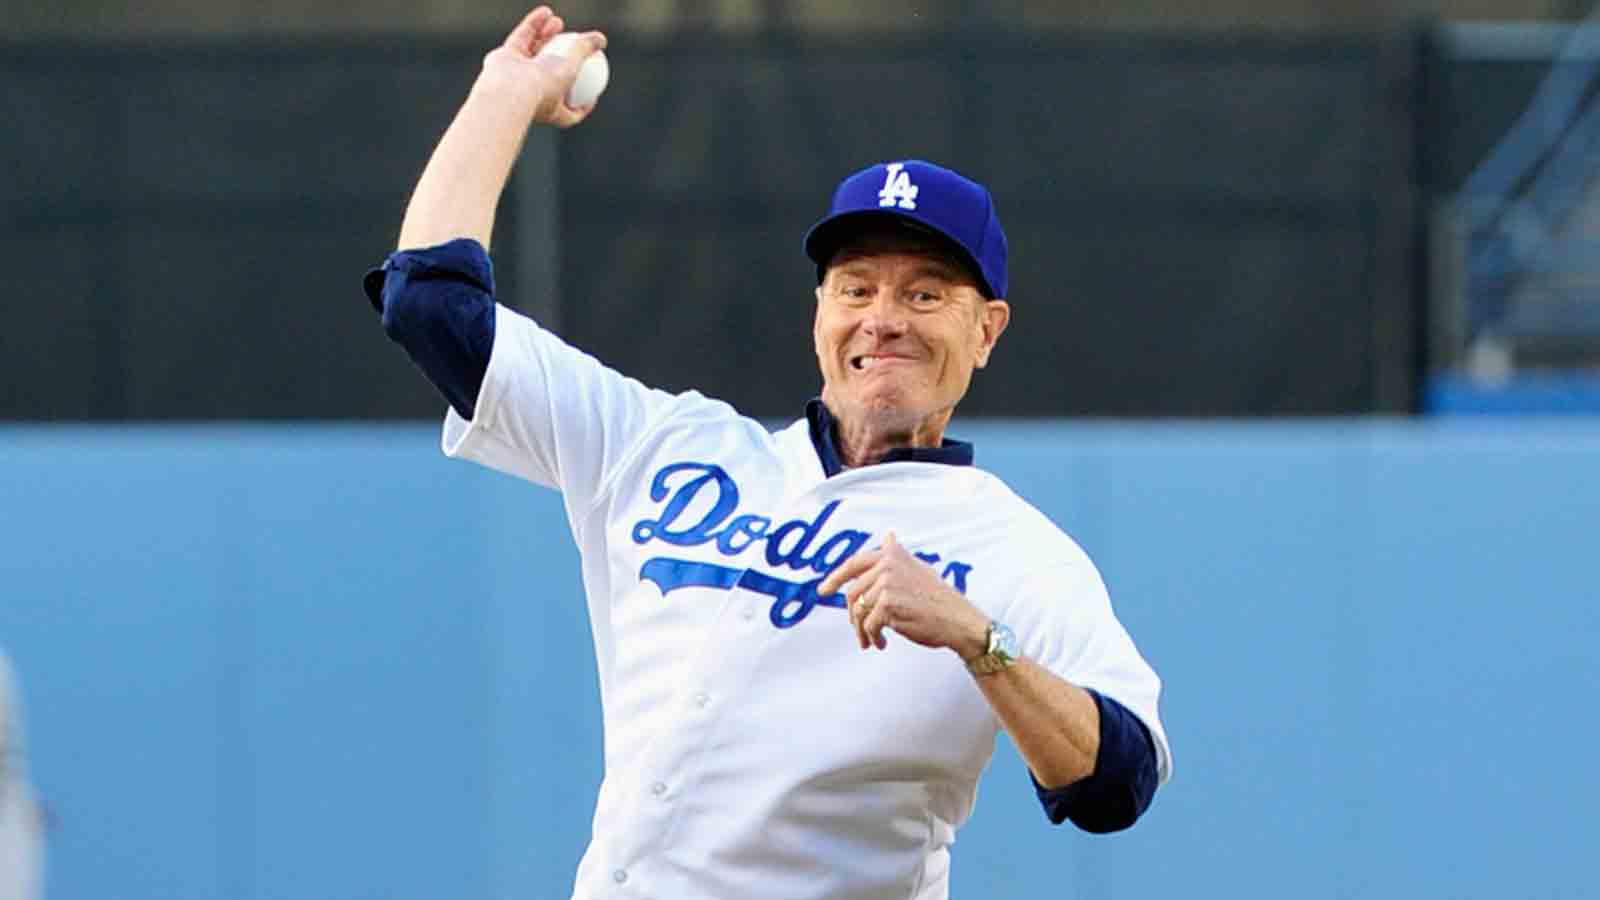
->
[837, 284, 871, 301]
[910, 290, 942, 305]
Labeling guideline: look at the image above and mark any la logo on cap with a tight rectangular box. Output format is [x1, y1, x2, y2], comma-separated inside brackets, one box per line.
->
[877, 163, 919, 211]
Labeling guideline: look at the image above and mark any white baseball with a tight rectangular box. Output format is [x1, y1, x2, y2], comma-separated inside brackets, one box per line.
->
[541, 32, 610, 108]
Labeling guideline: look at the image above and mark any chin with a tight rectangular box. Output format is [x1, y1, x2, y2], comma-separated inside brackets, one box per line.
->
[827, 378, 938, 426]
[854, 391, 930, 430]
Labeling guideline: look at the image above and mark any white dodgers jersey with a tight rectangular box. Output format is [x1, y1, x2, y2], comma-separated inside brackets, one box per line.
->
[441, 306, 1172, 900]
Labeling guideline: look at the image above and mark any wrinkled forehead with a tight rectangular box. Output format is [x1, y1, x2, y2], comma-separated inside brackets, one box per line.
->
[821, 223, 983, 289]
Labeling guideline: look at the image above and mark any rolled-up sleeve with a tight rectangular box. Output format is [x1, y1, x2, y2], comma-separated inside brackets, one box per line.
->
[1031, 689, 1159, 833]
[1002, 550, 1171, 833]
[363, 238, 497, 420]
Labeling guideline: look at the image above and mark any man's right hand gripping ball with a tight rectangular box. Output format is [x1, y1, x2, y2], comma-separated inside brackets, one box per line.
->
[477, 6, 608, 129]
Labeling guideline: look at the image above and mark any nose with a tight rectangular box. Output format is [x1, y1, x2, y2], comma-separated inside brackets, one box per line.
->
[860, 294, 909, 338]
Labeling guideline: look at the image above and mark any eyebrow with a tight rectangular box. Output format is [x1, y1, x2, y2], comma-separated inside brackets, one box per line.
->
[908, 263, 965, 283]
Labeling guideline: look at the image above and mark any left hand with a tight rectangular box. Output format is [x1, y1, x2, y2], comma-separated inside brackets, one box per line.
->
[817, 532, 990, 654]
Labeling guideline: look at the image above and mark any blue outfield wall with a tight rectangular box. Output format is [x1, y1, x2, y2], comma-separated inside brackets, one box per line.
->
[1, 420, 1597, 900]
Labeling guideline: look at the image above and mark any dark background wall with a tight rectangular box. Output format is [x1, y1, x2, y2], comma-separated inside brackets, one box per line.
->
[4, 0, 1592, 36]
[557, 30, 1421, 418]
[0, 27, 1541, 419]
[0, 38, 487, 420]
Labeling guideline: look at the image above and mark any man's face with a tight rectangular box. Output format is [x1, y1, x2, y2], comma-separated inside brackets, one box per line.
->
[813, 229, 1010, 436]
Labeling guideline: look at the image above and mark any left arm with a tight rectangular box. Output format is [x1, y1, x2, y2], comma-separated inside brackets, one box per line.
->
[817, 532, 1158, 829]
[953, 630, 1158, 832]
[964, 656, 1100, 788]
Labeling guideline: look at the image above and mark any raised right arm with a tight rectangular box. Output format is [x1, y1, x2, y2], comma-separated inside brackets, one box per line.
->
[363, 8, 609, 421]
[366, 11, 675, 509]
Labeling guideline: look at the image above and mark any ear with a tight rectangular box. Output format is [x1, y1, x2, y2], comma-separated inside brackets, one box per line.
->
[973, 299, 1011, 369]
[813, 284, 827, 359]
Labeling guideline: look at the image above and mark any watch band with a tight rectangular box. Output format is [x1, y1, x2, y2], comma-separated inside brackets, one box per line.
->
[966, 620, 1019, 676]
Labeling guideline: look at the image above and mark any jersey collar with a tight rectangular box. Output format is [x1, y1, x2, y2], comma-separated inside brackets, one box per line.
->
[805, 398, 975, 477]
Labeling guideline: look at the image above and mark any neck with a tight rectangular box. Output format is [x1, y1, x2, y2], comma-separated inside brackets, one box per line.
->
[829, 403, 953, 468]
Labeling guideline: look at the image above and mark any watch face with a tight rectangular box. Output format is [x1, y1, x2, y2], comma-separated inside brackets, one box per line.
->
[969, 621, 1022, 675]
[993, 622, 1019, 660]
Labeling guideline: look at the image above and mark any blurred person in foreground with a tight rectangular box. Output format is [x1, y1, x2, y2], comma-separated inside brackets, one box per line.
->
[0, 650, 42, 900]
[363, 8, 1171, 898]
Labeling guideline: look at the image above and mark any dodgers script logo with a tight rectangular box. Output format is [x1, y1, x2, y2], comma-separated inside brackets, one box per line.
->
[632, 462, 972, 628]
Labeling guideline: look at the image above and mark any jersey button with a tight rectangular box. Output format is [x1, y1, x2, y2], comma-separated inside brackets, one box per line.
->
[741, 605, 756, 621]
[651, 781, 668, 797]
[613, 869, 628, 884]
[693, 692, 710, 708]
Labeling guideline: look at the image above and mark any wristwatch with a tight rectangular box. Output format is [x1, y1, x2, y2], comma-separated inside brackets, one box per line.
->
[966, 620, 1019, 676]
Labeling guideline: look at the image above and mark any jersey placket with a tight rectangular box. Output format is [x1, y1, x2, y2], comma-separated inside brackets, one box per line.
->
[600, 481, 838, 895]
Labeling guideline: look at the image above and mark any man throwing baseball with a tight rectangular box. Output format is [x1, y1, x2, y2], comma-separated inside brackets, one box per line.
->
[365, 8, 1171, 898]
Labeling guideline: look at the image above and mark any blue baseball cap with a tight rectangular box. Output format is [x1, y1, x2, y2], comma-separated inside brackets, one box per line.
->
[803, 159, 1008, 299]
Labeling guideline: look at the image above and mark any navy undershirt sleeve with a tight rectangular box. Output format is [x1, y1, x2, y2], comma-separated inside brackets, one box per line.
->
[1031, 689, 1159, 833]
[362, 238, 497, 421]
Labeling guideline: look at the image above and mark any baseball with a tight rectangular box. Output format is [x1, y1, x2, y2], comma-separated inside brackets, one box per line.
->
[541, 32, 609, 108]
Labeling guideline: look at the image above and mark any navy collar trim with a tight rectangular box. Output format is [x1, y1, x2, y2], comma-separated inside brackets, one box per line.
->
[804, 398, 975, 477]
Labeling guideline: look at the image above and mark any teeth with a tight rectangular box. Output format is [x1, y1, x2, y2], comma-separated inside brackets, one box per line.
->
[852, 355, 900, 371]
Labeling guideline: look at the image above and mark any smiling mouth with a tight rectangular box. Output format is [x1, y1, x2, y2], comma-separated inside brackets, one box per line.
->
[850, 354, 915, 371]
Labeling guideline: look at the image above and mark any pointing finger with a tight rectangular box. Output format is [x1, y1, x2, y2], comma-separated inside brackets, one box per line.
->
[818, 549, 880, 598]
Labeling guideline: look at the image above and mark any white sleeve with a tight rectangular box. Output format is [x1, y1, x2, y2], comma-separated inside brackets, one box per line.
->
[441, 303, 678, 514]
[1006, 554, 1174, 785]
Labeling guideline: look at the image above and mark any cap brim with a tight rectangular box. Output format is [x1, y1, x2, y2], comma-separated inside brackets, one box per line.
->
[803, 210, 994, 298]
